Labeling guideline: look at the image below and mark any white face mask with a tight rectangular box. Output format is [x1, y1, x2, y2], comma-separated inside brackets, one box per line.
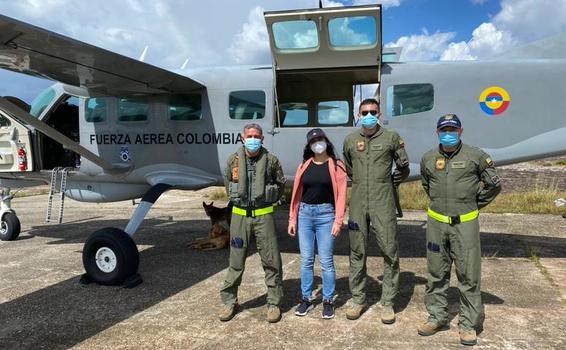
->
[310, 141, 327, 154]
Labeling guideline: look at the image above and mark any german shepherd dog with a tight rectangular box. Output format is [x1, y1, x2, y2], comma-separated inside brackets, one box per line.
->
[188, 201, 232, 251]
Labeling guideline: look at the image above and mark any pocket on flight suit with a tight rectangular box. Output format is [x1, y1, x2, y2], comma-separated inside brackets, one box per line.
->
[228, 182, 239, 202]
[264, 184, 279, 203]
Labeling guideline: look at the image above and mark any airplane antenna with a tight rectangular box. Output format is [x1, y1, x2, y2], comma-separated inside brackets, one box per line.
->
[139, 45, 149, 62]
[319, 0, 323, 8]
[180, 58, 189, 70]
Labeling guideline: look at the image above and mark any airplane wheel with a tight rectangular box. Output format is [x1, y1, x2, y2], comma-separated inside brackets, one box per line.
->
[82, 227, 139, 285]
[0, 212, 21, 241]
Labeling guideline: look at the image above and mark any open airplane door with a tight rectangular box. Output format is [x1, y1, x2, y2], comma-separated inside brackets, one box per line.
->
[264, 5, 382, 175]
[0, 103, 34, 172]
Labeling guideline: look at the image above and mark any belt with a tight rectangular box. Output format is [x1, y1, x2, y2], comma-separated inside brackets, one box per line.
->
[427, 208, 479, 225]
[232, 205, 274, 218]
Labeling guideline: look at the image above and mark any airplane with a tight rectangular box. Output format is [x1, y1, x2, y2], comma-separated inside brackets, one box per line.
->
[0, 3, 565, 286]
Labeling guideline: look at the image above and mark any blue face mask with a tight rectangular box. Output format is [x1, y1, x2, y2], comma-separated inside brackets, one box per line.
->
[360, 115, 379, 129]
[244, 137, 262, 153]
[439, 132, 460, 148]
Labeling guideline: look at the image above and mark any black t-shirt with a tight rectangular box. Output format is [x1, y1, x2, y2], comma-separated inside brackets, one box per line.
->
[301, 161, 334, 204]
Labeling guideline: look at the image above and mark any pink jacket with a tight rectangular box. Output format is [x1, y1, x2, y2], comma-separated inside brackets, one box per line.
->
[288, 157, 348, 227]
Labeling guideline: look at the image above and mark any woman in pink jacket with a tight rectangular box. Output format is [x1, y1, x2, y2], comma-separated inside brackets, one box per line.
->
[288, 128, 348, 319]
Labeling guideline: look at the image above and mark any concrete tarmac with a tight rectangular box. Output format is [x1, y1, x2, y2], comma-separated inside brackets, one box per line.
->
[0, 189, 565, 349]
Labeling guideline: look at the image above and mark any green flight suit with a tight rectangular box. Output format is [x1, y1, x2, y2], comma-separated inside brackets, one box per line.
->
[420, 142, 501, 331]
[343, 127, 410, 306]
[220, 146, 286, 307]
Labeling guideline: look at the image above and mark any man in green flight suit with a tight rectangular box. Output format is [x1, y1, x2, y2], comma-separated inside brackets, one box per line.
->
[418, 114, 501, 346]
[343, 98, 410, 324]
[219, 123, 286, 323]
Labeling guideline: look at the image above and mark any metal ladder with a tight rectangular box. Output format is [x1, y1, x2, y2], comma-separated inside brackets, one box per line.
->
[46, 167, 69, 223]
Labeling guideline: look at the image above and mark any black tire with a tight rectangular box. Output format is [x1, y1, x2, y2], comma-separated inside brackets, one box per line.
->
[82, 227, 139, 285]
[0, 212, 21, 241]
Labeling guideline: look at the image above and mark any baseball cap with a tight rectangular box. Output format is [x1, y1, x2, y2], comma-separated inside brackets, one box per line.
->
[437, 114, 462, 129]
[306, 128, 327, 144]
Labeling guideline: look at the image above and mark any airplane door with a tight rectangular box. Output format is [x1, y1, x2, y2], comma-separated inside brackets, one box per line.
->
[0, 102, 34, 172]
[264, 4, 382, 178]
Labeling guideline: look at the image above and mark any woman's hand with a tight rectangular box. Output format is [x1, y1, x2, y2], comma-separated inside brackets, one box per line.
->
[288, 223, 296, 238]
[331, 222, 342, 237]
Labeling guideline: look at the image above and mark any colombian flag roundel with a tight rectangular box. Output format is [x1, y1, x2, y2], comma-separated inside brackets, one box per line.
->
[479, 86, 510, 116]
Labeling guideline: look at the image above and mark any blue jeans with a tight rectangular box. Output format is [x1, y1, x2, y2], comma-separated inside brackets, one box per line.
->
[298, 202, 336, 301]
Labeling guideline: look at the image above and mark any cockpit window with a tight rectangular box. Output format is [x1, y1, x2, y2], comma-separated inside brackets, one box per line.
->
[0, 115, 11, 128]
[85, 98, 107, 123]
[328, 16, 377, 48]
[30, 87, 55, 118]
[386, 84, 434, 117]
[279, 102, 309, 126]
[169, 94, 202, 121]
[118, 97, 149, 122]
[272, 20, 319, 50]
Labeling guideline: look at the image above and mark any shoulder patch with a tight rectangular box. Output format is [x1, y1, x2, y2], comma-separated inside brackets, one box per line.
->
[485, 158, 494, 167]
[399, 139, 405, 148]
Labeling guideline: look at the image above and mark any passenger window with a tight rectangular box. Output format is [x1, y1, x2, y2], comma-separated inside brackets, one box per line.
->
[386, 84, 434, 117]
[85, 98, 107, 123]
[318, 100, 349, 125]
[118, 97, 149, 122]
[30, 88, 56, 118]
[328, 16, 377, 48]
[0, 115, 11, 128]
[279, 102, 308, 126]
[272, 20, 318, 50]
[169, 94, 202, 121]
[229, 91, 265, 120]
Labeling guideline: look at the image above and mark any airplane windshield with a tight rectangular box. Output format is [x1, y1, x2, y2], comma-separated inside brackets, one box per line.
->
[30, 87, 56, 118]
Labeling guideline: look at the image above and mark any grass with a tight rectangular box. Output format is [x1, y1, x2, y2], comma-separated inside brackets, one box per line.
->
[542, 160, 566, 167]
[205, 188, 228, 201]
[398, 180, 566, 215]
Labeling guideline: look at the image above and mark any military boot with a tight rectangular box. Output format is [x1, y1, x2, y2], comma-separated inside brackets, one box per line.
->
[417, 321, 447, 336]
[459, 329, 477, 346]
[345, 302, 366, 320]
[380, 305, 396, 324]
[267, 305, 281, 323]
[219, 304, 238, 322]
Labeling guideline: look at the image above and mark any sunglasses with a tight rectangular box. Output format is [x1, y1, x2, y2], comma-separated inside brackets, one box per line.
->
[361, 110, 379, 116]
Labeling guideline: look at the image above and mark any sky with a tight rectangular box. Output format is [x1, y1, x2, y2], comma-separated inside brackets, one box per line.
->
[1, 0, 566, 103]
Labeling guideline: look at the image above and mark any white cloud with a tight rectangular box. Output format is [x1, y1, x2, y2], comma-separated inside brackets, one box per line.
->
[228, 6, 271, 65]
[354, 0, 402, 8]
[440, 22, 516, 60]
[386, 30, 456, 61]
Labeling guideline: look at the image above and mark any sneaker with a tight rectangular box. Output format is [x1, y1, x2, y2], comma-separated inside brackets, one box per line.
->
[322, 300, 335, 319]
[417, 321, 447, 336]
[219, 304, 237, 322]
[459, 329, 477, 346]
[267, 305, 281, 323]
[380, 305, 396, 324]
[345, 302, 366, 320]
[295, 298, 314, 316]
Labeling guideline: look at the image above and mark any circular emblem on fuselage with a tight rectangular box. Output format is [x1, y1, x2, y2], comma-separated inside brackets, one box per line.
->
[479, 86, 510, 116]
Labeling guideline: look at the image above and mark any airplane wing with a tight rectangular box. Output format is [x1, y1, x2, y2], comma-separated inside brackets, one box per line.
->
[0, 14, 204, 96]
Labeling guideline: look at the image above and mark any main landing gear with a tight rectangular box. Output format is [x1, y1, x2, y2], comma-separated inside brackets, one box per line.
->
[0, 188, 21, 241]
[81, 184, 171, 287]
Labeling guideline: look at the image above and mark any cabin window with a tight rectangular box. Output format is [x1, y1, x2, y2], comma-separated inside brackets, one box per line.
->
[386, 84, 434, 117]
[272, 20, 318, 50]
[85, 98, 107, 123]
[169, 94, 202, 121]
[317, 100, 349, 125]
[0, 115, 11, 128]
[328, 16, 377, 48]
[229, 91, 265, 120]
[279, 102, 308, 126]
[118, 97, 149, 122]
[30, 88, 56, 118]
